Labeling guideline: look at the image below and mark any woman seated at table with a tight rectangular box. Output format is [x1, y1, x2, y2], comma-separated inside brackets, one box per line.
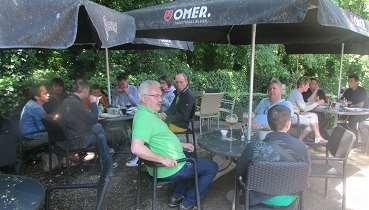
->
[91, 84, 109, 111]
[288, 78, 327, 143]
[236, 105, 310, 208]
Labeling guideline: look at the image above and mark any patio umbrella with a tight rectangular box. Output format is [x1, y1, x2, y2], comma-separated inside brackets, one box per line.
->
[0, 0, 135, 49]
[126, 0, 369, 140]
[0, 0, 194, 104]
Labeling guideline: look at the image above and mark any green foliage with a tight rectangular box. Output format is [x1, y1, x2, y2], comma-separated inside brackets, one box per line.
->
[1, 0, 369, 121]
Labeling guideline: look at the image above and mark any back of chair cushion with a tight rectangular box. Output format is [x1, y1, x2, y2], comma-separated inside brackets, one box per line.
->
[247, 161, 309, 195]
[328, 126, 355, 158]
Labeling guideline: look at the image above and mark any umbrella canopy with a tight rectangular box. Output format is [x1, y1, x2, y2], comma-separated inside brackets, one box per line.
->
[127, 0, 369, 52]
[0, 0, 136, 49]
[113, 38, 194, 51]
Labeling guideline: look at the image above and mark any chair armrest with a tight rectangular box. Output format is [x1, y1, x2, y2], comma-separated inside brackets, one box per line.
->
[142, 157, 192, 168]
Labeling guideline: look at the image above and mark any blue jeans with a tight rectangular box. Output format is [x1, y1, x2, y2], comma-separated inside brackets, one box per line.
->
[168, 158, 218, 207]
[84, 124, 112, 164]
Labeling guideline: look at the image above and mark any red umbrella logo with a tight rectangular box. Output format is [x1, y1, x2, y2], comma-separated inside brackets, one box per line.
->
[163, 10, 174, 22]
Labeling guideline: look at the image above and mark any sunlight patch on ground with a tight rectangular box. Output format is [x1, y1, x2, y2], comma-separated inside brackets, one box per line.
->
[336, 166, 369, 210]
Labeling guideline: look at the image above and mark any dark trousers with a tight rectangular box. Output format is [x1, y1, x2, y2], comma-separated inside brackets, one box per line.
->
[168, 158, 218, 207]
[84, 123, 112, 164]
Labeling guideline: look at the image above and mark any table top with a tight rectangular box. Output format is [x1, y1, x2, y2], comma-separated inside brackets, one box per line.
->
[0, 174, 45, 210]
[99, 114, 134, 122]
[198, 129, 248, 158]
[314, 105, 369, 116]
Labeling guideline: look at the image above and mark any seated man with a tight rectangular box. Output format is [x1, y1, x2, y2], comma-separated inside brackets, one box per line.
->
[112, 74, 139, 107]
[236, 105, 310, 208]
[302, 78, 326, 103]
[161, 73, 195, 133]
[44, 77, 68, 114]
[288, 78, 326, 143]
[19, 84, 49, 140]
[251, 78, 294, 129]
[131, 80, 218, 210]
[59, 79, 112, 167]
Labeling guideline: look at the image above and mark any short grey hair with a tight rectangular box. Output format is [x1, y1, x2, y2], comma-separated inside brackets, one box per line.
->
[138, 80, 160, 97]
[269, 78, 282, 89]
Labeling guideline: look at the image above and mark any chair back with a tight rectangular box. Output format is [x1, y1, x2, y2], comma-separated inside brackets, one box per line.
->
[41, 116, 66, 143]
[247, 161, 309, 195]
[327, 126, 355, 159]
[199, 93, 224, 115]
[220, 98, 236, 114]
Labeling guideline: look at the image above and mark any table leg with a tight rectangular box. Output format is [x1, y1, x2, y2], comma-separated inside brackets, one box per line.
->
[232, 174, 237, 210]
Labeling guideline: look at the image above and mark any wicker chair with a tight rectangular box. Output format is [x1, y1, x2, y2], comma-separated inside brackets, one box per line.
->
[310, 126, 355, 210]
[195, 92, 224, 135]
[237, 161, 309, 210]
[136, 158, 201, 210]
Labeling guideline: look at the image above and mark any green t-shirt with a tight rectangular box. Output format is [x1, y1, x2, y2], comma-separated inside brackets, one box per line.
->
[132, 105, 185, 178]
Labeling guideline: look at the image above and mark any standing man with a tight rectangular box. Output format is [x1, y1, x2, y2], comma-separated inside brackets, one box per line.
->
[161, 73, 195, 133]
[19, 84, 49, 140]
[59, 79, 112, 168]
[112, 74, 139, 107]
[131, 80, 218, 210]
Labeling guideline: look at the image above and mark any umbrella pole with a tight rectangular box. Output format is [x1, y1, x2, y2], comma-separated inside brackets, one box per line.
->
[247, 24, 257, 141]
[105, 48, 112, 105]
[337, 43, 345, 99]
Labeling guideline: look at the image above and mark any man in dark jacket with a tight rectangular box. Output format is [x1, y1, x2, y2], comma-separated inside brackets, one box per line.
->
[160, 73, 195, 133]
[59, 79, 112, 166]
[236, 105, 310, 207]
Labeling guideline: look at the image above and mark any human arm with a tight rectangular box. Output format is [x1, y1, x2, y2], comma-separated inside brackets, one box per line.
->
[307, 88, 318, 103]
[131, 139, 177, 167]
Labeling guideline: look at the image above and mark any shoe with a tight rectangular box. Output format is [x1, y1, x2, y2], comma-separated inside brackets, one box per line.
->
[109, 148, 115, 154]
[314, 138, 328, 144]
[179, 203, 197, 210]
[125, 156, 139, 167]
[168, 195, 184, 208]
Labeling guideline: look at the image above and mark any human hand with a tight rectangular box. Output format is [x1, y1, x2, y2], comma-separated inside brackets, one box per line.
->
[159, 112, 167, 120]
[182, 143, 194, 152]
[160, 158, 177, 167]
[89, 95, 99, 103]
[251, 123, 262, 129]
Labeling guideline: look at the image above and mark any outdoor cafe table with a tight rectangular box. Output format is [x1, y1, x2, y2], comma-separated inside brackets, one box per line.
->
[0, 174, 45, 210]
[198, 129, 249, 210]
[99, 114, 134, 149]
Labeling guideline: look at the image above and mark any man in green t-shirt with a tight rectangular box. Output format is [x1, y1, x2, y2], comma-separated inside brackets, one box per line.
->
[131, 80, 218, 210]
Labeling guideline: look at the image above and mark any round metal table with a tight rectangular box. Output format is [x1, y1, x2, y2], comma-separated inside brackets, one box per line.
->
[198, 129, 248, 158]
[0, 175, 45, 210]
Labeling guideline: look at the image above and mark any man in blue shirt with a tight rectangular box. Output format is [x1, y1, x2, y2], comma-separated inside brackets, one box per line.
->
[252, 78, 294, 129]
[112, 74, 139, 107]
[19, 84, 49, 140]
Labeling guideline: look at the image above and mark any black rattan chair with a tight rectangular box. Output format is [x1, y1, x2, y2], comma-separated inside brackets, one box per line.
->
[237, 161, 309, 210]
[136, 158, 201, 210]
[45, 158, 113, 210]
[42, 115, 96, 174]
[310, 126, 355, 210]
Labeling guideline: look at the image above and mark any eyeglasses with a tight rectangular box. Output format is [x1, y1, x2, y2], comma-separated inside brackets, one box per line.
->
[144, 94, 162, 98]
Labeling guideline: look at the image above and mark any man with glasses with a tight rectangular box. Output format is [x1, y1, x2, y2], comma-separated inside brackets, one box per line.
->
[160, 73, 195, 133]
[131, 80, 218, 210]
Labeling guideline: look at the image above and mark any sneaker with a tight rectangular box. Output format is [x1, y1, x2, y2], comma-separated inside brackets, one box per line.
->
[109, 148, 115, 154]
[179, 203, 196, 210]
[168, 195, 184, 208]
[125, 156, 139, 167]
[314, 138, 328, 144]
